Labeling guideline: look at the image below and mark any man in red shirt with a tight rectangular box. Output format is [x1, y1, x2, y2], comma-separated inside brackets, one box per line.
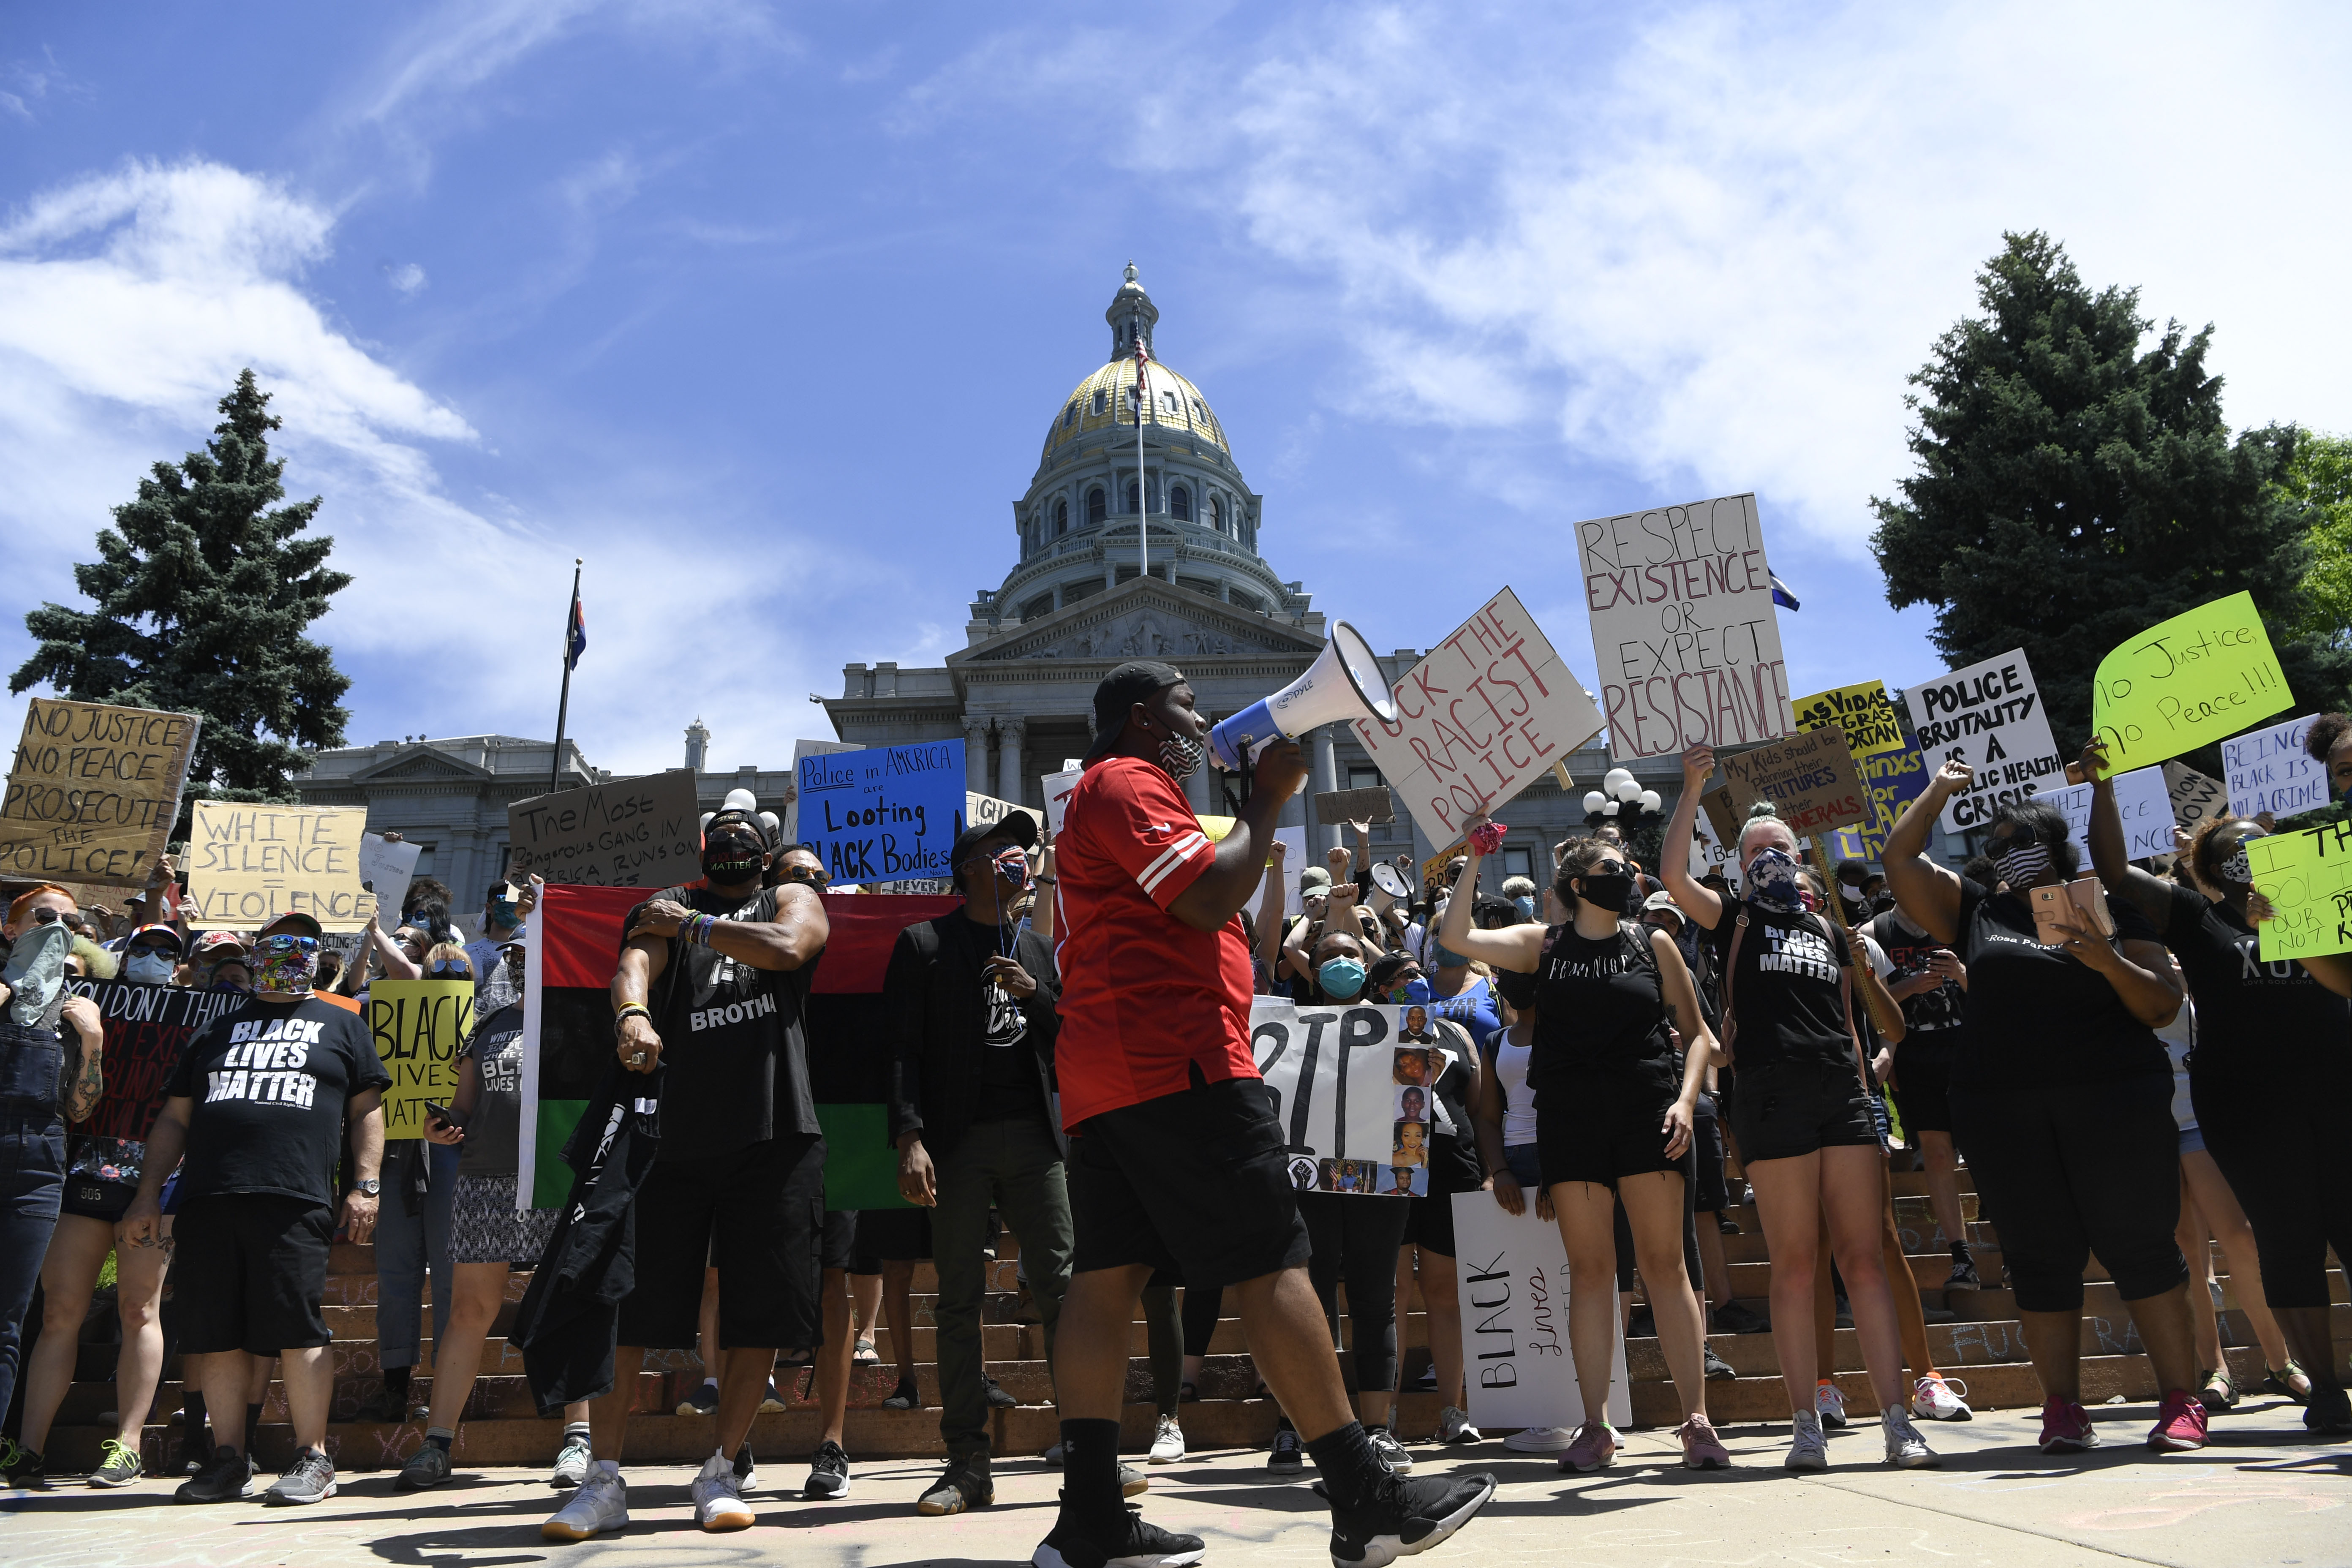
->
[1036, 661, 1494, 1568]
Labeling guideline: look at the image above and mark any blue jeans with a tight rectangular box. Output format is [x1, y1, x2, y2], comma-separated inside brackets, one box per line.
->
[0, 1021, 68, 1427]
[373, 1139, 460, 1372]
[1503, 1143, 1542, 1189]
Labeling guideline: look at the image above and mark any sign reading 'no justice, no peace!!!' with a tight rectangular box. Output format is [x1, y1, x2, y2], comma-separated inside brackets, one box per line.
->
[798, 740, 966, 886]
[2092, 592, 2293, 773]
[0, 699, 201, 886]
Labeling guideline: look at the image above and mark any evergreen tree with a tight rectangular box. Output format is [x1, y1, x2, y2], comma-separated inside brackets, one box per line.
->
[1871, 231, 2352, 754]
[11, 369, 352, 801]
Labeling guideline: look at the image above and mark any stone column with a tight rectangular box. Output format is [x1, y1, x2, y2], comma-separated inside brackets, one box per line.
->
[998, 718, 1027, 806]
[964, 718, 992, 793]
[1312, 725, 1341, 855]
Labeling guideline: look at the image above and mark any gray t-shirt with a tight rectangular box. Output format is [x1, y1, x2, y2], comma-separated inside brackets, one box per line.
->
[456, 1002, 526, 1181]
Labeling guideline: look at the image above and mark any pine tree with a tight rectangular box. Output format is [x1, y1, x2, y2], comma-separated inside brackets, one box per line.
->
[1871, 231, 2352, 754]
[11, 369, 352, 801]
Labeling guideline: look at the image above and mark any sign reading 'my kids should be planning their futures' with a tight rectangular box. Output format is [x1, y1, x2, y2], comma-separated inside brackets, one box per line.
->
[1903, 648, 2067, 833]
[798, 740, 966, 886]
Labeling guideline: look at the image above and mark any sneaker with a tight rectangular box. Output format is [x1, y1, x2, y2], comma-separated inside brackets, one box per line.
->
[985, 1375, 1020, 1409]
[1832, 1297, 1854, 1329]
[1329, 1470, 1499, 1568]
[264, 1447, 337, 1505]
[1367, 1426, 1413, 1474]
[732, 1441, 758, 1495]
[2, 1441, 46, 1488]
[1702, 1343, 1737, 1381]
[397, 1442, 453, 1491]
[1044, 1442, 1066, 1466]
[1785, 1410, 1828, 1471]
[918, 1456, 994, 1515]
[2149, 1390, 2208, 1451]
[1815, 1381, 1848, 1429]
[688, 1449, 754, 1530]
[550, 1431, 593, 1489]
[90, 1437, 144, 1488]
[805, 1439, 852, 1499]
[1945, 1255, 1981, 1291]
[1911, 1373, 1973, 1422]
[2037, 1397, 2099, 1454]
[1150, 1416, 1187, 1465]
[1712, 1301, 1771, 1335]
[1269, 1426, 1305, 1471]
[175, 1446, 257, 1503]
[677, 1380, 721, 1417]
[172, 1425, 215, 1476]
[1881, 1408, 1937, 1468]
[542, 1465, 629, 1541]
[882, 1374, 922, 1411]
[1677, 1413, 1732, 1470]
[1559, 1421, 1616, 1473]
[2198, 1369, 2239, 1413]
[1032, 1501, 1208, 1568]
[1436, 1407, 1481, 1445]
[2266, 1361, 2314, 1404]
[1501, 1425, 1575, 1452]
[1627, 1307, 1655, 1339]
[2303, 1385, 2352, 1435]
[760, 1379, 789, 1413]
[1121, 1463, 1150, 1497]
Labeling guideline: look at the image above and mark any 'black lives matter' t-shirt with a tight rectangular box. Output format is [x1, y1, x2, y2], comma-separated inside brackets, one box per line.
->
[627, 884, 821, 1160]
[1704, 898, 1855, 1072]
[166, 996, 392, 1206]
[1951, 878, 2167, 1089]
[457, 1001, 527, 1180]
[2159, 881, 2352, 1083]
[1864, 908, 1966, 1042]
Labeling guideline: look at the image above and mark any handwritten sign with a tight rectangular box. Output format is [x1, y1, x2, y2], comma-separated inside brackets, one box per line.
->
[1351, 587, 1604, 847]
[2246, 818, 2352, 961]
[0, 699, 200, 887]
[798, 741, 965, 887]
[507, 771, 701, 888]
[1249, 999, 1436, 1196]
[1903, 648, 2066, 833]
[963, 790, 1044, 841]
[1794, 680, 1907, 760]
[2042, 766, 2176, 864]
[786, 738, 857, 844]
[1822, 745, 1932, 864]
[358, 833, 422, 915]
[1446, 1198, 1630, 1429]
[2164, 762, 2230, 838]
[187, 802, 372, 930]
[1041, 766, 1084, 836]
[1574, 492, 1792, 760]
[2092, 592, 2293, 772]
[66, 979, 243, 1140]
[1313, 787, 1395, 825]
[369, 978, 474, 1140]
[2221, 713, 2326, 819]
[1702, 725, 1867, 839]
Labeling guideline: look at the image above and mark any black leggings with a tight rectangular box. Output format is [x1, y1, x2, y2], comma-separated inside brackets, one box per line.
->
[1180, 1282, 1223, 1356]
[1301, 1191, 1411, 1394]
[2194, 1064, 2352, 1310]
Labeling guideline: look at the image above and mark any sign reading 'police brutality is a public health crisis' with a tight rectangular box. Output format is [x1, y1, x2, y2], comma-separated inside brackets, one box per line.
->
[1902, 648, 2067, 833]
[506, 770, 701, 887]
[0, 698, 201, 887]
[798, 741, 966, 886]
[186, 802, 373, 930]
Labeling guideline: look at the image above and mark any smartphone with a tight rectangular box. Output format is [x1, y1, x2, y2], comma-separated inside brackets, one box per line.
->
[424, 1100, 466, 1129]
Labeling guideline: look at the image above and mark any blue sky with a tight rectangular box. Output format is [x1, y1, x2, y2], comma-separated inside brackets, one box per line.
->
[5, 2, 2350, 778]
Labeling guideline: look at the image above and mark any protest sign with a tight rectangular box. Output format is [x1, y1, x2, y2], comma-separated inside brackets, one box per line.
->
[187, 802, 373, 929]
[1248, 997, 1440, 1196]
[2221, 713, 2327, 819]
[1574, 492, 1792, 760]
[2092, 593, 2292, 772]
[0, 698, 200, 887]
[2245, 818, 2352, 962]
[1313, 787, 1394, 825]
[2039, 766, 2175, 863]
[1351, 588, 1604, 847]
[1041, 766, 1085, 836]
[1701, 725, 1868, 839]
[1821, 745, 1932, 865]
[797, 740, 965, 887]
[508, 770, 701, 888]
[369, 978, 474, 1140]
[1794, 679, 1908, 760]
[358, 833, 422, 915]
[2164, 762, 2230, 838]
[1688, 814, 1736, 887]
[65, 979, 242, 1142]
[1902, 648, 2067, 833]
[1446, 1198, 1631, 1429]
[963, 790, 1044, 841]
[786, 738, 857, 844]
[1277, 825, 1308, 915]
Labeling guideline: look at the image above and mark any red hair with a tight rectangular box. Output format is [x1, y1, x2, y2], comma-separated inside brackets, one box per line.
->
[7, 884, 74, 928]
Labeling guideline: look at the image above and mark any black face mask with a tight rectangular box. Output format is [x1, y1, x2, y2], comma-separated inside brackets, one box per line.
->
[702, 836, 765, 885]
[1577, 871, 1635, 915]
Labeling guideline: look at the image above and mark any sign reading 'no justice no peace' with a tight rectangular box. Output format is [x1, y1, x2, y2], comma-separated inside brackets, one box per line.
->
[0, 699, 201, 887]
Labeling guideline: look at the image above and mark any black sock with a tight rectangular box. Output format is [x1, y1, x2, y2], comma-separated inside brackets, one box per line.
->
[1952, 1239, 1972, 1260]
[385, 1365, 411, 1400]
[1057, 1418, 1124, 1527]
[425, 1432, 453, 1453]
[1305, 1422, 1389, 1515]
[182, 1390, 208, 1439]
[245, 1402, 264, 1456]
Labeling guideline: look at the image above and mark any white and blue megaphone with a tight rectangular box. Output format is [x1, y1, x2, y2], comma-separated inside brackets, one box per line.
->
[1208, 621, 1399, 772]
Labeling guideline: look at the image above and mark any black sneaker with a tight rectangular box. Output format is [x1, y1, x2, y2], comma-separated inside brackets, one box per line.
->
[2, 1443, 47, 1488]
[733, 1440, 758, 1494]
[2305, 1386, 2352, 1435]
[1269, 1426, 1305, 1471]
[1701, 1343, 1737, 1381]
[1712, 1301, 1771, 1335]
[351, 1386, 408, 1424]
[91, 1437, 145, 1488]
[805, 1439, 852, 1500]
[1627, 1308, 1655, 1339]
[882, 1374, 922, 1411]
[984, 1375, 1019, 1409]
[917, 1456, 994, 1516]
[1331, 1471, 1499, 1568]
[175, 1447, 258, 1503]
[1945, 1256, 1982, 1291]
[1833, 1296, 1854, 1329]
[1032, 1502, 1207, 1568]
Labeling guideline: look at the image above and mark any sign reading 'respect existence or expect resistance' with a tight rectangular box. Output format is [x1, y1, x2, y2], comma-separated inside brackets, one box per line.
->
[2090, 591, 2293, 773]
[0, 698, 201, 887]
[1573, 491, 1793, 761]
[1903, 648, 2067, 833]
[797, 740, 966, 887]
[186, 802, 373, 930]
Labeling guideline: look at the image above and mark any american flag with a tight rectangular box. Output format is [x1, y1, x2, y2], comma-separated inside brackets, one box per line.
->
[1132, 323, 1151, 423]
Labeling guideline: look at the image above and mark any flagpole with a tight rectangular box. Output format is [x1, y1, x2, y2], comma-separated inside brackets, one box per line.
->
[1135, 327, 1149, 583]
[549, 558, 581, 793]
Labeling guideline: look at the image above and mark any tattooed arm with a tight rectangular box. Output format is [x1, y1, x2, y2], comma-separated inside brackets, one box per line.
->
[60, 994, 105, 1122]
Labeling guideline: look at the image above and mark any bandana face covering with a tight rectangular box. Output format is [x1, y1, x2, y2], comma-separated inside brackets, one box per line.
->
[1157, 729, 1205, 781]
[2220, 836, 2257, 885]
[1745, 847, 1806, 914]
[251, 934, 318, 995]
[993, 847, 1032, 890]
[1992, 837, 2053, 889]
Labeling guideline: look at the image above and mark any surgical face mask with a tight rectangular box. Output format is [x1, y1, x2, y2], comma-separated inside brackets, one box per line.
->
[1744, 847, 1806, 914]
[702, 834, 765, 885]
[1576, 870, 1635, 915]
[125, 950, 177, 985]
[1391, 975, 1432, 1005]
[1512, 895, 1535, 921]
[1990, 835, 2052, 888]
[487, 897, 519, 928]
[1318, 956, 1367, 1000]
[250, 934, 318, 995]
[1157, 727, 1205, 781]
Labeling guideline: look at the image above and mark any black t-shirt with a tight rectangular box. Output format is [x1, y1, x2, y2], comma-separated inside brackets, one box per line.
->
[1425, 1023, 1485, 1193]
[1864, 908, 1966, 1046]
[1532, 923, 1677, 1092]
[166, 995, 392, 1206]
[2159, 881, 2352, 1082]
[1951, 878, 2167, 1088]
[1704, 897, 1854, 1072]
[457, 1001, 526, 1181]
[626, 884, 821, 1161]
[966, 918, 1051, 1126]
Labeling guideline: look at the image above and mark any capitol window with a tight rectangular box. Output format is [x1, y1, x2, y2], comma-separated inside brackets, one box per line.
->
[1161, 390, 1180, 414]
[1087, 487, 1106, 525]
[1170, 484, 1191, 521]
[1089, 389, 1106, 415]
[1191, 397, 1206, 422]
[1062, 403, 1077, 429]
[1125, 480, 1141, 513]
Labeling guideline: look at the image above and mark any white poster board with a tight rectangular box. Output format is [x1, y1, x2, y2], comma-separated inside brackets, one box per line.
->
[1573, 492, 1793, 760]
[1689, 811, 1736, 888]
[1901, 648, 2067, 833]
[2040, 766, 2175, 864]
[1275, 825, 1308, 917]
[1041, 766, 1085, 837]
[2222, 713, 2326, 819]
[785, 738, 858, 845]
[1350, 587, 1604, 848]
[1248, 998, 1440, 1196]
[1447, 1197, 1631, 1429]
[358, 833, 422, 917]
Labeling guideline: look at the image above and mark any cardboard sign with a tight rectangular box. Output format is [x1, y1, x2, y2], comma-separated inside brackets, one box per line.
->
[1794, 679, 1908, 760]
[2092, 593, 2293, 772]
[2222, 713, 2328, 819]
[358, 833, 422, 916]
[1688, 814, 1736, 887]
[786, 738, 857, 844]
[1446, 1197, 1631, 1428]
[963, 790, 1044, 841]
[1903, 648, 2067, 833]
[0, 698, 200, 887]
[508, 771, 701, 889]
[368, 978, 474, 1140]
[187, 802, 373, 930]
[1821, 745, 1932, 864]
[1313, 787, 1395, 825]
[797, 740, 966, 886]
[65, 979, 244, 1141]
[1041, 766, 1085, 836]
[1701, 725, 1868, 839]
[2164, 762, 2230, 838]
[2041, 766, 2176, 864]
[1351, 587, 1605, 846]
[2246, 817, 2352, 961]
[1248, 998, 1441, 1196]
[1574, 491, 1792, 760]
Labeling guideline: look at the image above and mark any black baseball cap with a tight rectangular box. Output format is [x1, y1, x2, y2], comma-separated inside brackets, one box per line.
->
[1084, 660, 1187, 765]
[948, 811, 1040, 887]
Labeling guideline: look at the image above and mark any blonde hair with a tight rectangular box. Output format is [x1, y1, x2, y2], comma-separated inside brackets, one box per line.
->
[425, 942, 473, 976]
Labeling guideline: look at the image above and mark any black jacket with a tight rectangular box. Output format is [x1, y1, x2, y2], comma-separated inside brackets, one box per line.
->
[884, 913, 1061, 1158]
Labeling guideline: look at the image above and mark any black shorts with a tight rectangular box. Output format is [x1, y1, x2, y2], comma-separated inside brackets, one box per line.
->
[1534, 1070, 1693, 1189]
[821, 1209, 857, 1273]
[620, 1133, 826, 1350]
[1690, 1092, 1730, 1213]
[849, 1205, 932, 1273]
[1889, 1035, 1959, 1135]
[172, 1194, 335, 1356]
[1402, 1190, 1457, 1257]
[1728, 1059, 1879, 1163]
[1069, 1075, 1311, 1289]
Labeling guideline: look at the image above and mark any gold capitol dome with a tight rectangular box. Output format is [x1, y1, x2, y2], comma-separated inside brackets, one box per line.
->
[1042, 261, 1230, 460]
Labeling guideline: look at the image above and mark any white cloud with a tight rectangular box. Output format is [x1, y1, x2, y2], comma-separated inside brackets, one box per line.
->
[387, 261, 427, 294]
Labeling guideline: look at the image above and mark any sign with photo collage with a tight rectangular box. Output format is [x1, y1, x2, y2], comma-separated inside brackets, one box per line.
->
[1247, 998, 1443, 1197]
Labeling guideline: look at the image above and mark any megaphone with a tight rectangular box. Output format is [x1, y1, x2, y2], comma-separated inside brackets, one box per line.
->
[1209, 621, 1399, 772]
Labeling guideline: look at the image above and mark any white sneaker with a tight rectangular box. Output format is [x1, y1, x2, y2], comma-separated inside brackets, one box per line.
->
[1437, 1406, 1482, 1444]
[1149, 1415, 1186, 1465]
[1815, 1381, 1848, 1429]
[1881, 1408, 1937, 1469]
[542, 1464, 629, 1541]
[1503, 1425, 1576, 1452]
[1785, 1410, 1828, 1471]
[1041, 1441, 1064, 1466]
[690, 1451, 755, 1531]
[550, 1431, 592, 1489]
[1911, 1373, 1972, 1421]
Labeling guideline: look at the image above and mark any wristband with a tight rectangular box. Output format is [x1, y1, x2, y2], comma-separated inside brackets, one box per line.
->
[614, 1004, 651, 1037]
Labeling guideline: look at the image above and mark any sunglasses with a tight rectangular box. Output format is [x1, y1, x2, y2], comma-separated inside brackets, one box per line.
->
[781, 866, 830, 886]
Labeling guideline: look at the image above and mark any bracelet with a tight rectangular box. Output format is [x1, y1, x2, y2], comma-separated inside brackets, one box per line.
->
[1034, 876, 1057, 885]
[683, 913, 719, 946]
[613, 1004, 651, 1037]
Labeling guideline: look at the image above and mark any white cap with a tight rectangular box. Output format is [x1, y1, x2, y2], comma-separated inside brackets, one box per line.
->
[1642, 890, 1682, 916]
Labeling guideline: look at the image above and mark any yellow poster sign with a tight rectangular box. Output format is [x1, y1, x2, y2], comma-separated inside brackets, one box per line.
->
[368, 979, 474, 1140]
[2091, 592, 2293, 771]
[186, 802, 374, 930]
[2247, 818, 2352, 963]
[0, 699, 200, 887]
[1792, 680, 1907, 759]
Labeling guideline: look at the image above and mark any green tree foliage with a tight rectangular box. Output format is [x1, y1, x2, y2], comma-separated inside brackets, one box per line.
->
[11, 369, 352, 802]
[1871, 232, 2352, 752]
[2278, 429, 2352, 650]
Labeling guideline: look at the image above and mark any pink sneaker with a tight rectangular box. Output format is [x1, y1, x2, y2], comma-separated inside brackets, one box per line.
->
[2038, 1397, 2099, 1454]
[1677, 1413, 1732, 1470]
[2150, 1389, 2209, 1451]
[1559, 1421, 1617, 1473]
